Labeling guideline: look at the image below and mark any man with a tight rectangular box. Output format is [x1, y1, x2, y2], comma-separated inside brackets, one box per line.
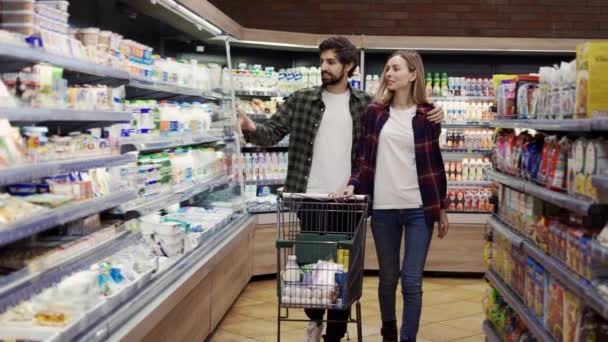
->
[239, 37, 443, 342]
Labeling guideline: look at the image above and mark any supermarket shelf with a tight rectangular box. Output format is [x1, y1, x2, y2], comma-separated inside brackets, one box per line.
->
[0, 190, 137, 247]
[430, 96, 495, 101]
[0, 229, 139, 314]
[242, 143, 289, 151]
[0, 153, 137, 186]
[486, 269, 556, 342]
[487, 169, 606, 216]
[442, 150, 492, 160]
[126, 78, 225, 101]
[490, 119, 593, 132]
[235, 90, 291, 97]
[245, 179, 284, 186]
[592, 118, 608, 131]
[119, 175, 231, 216]
[0, 42, 130, 84]
[442, 121, 492, 128]
[120, 132, 224, 152]
[489, 216, 608, 320]
[482, 320, 501, 342]
[0, 107, 132, 123]
[78, 214, 254, 342]
[448, 181, 492, 187]
[592, 175, 608, 193]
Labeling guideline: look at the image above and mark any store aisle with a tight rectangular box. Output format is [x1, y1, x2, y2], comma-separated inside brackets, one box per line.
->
[209, 276, 486, 342]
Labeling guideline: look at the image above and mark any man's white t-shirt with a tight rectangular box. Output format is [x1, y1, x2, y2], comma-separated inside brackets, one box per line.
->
[373, 105, 423, 209]
[306, 90, 353, 194]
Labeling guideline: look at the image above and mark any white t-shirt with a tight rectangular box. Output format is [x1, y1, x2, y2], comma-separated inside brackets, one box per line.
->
[373, 105, 423, 209]
[306, 90, 353, 194]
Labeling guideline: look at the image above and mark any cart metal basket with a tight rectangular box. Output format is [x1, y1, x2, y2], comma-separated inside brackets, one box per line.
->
[275, 192, 369, 341]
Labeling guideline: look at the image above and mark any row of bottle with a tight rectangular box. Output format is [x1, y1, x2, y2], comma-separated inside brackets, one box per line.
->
[435, 101, 494, 122]
[446, 158, 492, 182]
[426, 73, 494, 98]
[447, 187, 493, 212]
[233, 152, 288, 183]
[120, 100, 216, 138]
[233, 64, 323, 94]
[440, 129, 494, 150]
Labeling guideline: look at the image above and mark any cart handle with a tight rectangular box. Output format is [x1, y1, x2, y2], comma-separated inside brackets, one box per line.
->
[279, 192, 367, 202]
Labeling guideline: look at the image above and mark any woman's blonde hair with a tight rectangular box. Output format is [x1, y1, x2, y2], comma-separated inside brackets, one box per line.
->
[375, 50, 429, 107]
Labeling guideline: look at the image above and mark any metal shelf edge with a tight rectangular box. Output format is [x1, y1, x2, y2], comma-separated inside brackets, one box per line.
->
[486, 269, 556, 342]
[482, 320, 501, 342]
[0, 107, 132, 122]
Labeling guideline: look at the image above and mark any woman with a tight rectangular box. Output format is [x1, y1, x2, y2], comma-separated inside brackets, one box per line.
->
[339, 51, 449, 342]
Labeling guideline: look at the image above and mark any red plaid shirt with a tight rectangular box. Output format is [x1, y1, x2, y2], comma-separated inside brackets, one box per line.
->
[348, 103, 447, 225]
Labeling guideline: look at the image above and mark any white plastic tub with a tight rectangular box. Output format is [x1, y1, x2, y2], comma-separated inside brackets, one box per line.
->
[34, 3, 69, 23]
[36, 0, 69, 12]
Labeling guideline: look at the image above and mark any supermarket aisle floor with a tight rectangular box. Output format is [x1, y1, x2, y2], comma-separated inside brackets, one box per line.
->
[209, 276, 486, 342]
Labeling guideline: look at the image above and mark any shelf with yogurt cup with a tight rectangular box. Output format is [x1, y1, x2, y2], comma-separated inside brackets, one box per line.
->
[76, 213, 254, 342]
[485, 269, 556, 342]
[120, 131, 224, 153]
[482, 320, 502, 342]
[0, 226, 139, 315]
[0, 233, 155, 342]
[0, 190, 138, 248]
[489, 215, 608, 321]
[126, 77, 225, 101]
[486, 169, 606, 217]
[0, 153, 136, 186]
[0, 106, 132, 125]
[0, 41, 130, 85]
[117, 174, 231, 217]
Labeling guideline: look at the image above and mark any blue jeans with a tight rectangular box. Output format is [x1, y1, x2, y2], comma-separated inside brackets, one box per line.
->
[371, 208, 434, 342]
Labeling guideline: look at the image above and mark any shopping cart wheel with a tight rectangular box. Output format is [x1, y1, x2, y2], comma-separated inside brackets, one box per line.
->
[356, 301, 363, 341]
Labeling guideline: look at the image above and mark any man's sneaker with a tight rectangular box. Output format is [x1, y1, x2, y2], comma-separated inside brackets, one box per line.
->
[305, 321, 324, 342]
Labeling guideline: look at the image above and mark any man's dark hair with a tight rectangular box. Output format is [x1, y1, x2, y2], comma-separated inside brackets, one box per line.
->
[319, 36, 359, 77]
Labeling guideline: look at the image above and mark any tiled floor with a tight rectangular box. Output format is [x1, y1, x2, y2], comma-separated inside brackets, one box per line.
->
[210, 276, 487, 342]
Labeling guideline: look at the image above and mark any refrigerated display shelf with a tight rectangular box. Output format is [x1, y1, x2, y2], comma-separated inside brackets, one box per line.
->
[448, 181, 492, 187]
[75, 214, 254, 342]
[487, 169, 605, 216]
[119, 175, 231, 217]
[442, 122, 492, 128]
[489, 215, 608, 320]
[0, 190, 137, 247]
[235, 90, 291, 97]
[0, 42, 130, 84]
[120, 132, 224, 152]
[442, 151, 492, 161]
[0, 107, 132, 123]
[490, 118, 608, 132]
[0, 230, 139, 314]
[245, 179, 284, 186]
[429, 96, 495, 101]
[126, 78, 225, 101]
[482, 320, 501, 342]
[0, 153, 136, 186]
[485, 269, 556, 342]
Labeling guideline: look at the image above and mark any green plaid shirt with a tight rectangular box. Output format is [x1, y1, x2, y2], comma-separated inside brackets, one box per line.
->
[245, 84, 373, 193]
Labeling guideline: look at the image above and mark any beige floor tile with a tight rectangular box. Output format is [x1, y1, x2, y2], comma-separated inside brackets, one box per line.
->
[231, 301, 281, 319]
[231, 295, 267, 308]
[208, 329, 260, 342]
[451, 334, 487, 342]
[440, 314, 485, 333]
[419, 322, 481, 341]
[218, 312, 260, 327]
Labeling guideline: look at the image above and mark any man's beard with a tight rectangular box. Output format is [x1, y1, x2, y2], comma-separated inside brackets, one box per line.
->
[321, 69, 346, 86]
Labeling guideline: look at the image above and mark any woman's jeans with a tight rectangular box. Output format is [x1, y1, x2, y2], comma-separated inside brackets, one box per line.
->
[371, 208, 434, 341]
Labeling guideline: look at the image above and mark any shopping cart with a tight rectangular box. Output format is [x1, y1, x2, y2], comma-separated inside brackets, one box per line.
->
[276, 192, 369, 341]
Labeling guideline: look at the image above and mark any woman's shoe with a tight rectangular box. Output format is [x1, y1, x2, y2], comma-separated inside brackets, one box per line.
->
[381, 320, 398, 342]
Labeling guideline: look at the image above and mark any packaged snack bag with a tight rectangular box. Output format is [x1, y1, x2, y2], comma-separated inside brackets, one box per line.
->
[575, 41, 608, 119]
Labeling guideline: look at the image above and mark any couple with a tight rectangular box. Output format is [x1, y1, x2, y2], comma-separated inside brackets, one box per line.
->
[239, 37, 449, 342]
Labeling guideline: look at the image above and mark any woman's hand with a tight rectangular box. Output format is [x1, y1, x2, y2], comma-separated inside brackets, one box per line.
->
[330, 185, 355, 201]
[438, 209, 449, 239]
[426, 103, 444, 124]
